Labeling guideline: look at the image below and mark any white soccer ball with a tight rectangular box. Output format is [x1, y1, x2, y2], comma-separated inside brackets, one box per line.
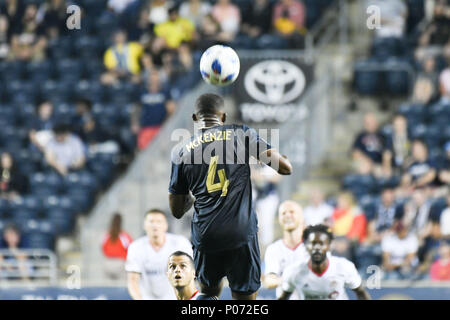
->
[199, 45, 240, 87]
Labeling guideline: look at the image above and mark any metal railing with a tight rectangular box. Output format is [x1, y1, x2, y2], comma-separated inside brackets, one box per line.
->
[0, 249, 57, 286]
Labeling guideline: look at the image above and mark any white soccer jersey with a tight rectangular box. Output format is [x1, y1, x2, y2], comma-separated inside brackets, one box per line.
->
[264, 239, 309, 299]
[125, 233, 193, 300]
[281, 255, 362, 300]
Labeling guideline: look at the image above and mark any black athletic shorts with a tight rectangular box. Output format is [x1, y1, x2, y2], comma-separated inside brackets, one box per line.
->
[193, 234, 261, 295]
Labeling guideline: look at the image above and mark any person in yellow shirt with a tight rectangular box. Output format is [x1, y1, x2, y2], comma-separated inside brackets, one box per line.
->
[102, 29, 144, 85]
[154, 6, 195, 50]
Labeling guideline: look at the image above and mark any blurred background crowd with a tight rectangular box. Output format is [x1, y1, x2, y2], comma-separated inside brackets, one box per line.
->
[0, 0, 448, 286]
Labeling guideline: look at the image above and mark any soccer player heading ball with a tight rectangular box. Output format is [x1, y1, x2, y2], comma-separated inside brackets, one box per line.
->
[278, 224, 371, 300]
[168, 93, 292, 300]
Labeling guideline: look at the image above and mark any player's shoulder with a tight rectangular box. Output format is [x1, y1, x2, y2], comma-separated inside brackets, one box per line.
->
[330, 255, 357, 271]
[284, 258, 309, 276]
[128, 236, 148, 250]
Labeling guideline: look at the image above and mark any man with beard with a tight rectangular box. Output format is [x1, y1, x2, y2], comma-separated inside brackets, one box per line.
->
[278, 224, 371, 300]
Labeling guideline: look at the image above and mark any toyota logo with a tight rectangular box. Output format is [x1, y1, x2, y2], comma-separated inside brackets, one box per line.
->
[244, 60, 306, 104]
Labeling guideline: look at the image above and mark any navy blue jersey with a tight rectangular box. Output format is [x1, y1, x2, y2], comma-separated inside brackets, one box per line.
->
[169, 124, 272, 252]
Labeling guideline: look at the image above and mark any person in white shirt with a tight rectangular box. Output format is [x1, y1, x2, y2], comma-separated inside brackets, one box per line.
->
[263, 200, 308, 299]
[166, 251, 218, 300]
[126, 209, 193, 300]
[440, 194, 450, 238]
[278, 224, 371, 300]
[303, 188, 333, 227]
[381, 221, 419, 280]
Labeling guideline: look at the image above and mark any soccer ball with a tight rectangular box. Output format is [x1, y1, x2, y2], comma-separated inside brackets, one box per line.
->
[199, 45, 240, 87]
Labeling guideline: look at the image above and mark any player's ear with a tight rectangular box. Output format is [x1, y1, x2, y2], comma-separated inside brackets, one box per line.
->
[192, 113, 198, 122]
[221, 113, 226, 123]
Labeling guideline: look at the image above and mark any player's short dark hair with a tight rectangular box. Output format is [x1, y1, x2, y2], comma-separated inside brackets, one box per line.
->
[145, 208, 167, 218]
[168, 251, 195, 268]
[195, 93, 224, 117]
[302, 224, 334, 243]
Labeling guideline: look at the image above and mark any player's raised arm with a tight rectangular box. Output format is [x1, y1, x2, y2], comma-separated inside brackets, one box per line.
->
[127, 272, 143, 300]
[260, 149, 293, 176]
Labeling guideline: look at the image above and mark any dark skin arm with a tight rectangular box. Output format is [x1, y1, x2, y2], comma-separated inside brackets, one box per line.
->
[278, 290, 293, 300]
[352, 284, 371, 300]
[259, 149, 293, 175]
[168, 193, 194, 219]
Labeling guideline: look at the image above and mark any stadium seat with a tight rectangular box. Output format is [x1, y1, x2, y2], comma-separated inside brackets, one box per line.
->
[22, 232, 55, 250]
[371, 37, 406, 59]
[46, 209, 76, 235]
[30, 172, 64, 196]
[353, 59, 381, 95]
[384, 59, 411, 95]
[56, 59, 83, 82]
[0, 198, 10, 220]
[342, 174, 377, 198]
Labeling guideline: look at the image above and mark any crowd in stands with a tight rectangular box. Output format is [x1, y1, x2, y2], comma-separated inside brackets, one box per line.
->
[0, 0, 333, 281]
[347, 0, 450, 281]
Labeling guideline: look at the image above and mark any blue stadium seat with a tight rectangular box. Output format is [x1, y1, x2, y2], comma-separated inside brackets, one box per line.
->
[30, 172, 64, 196]
[342, 174, 377, 198]
[371, 37, 406, 59]
[358, 194, 379, 221]
[6, 80, 38, 105]
[0, 106, 18, 127]
[408, 122, 427, 140]
[398, 102, 427, 124]
[384, 59, 411, 95]
[49, 36, 74, 60]
[56, 59, 83, 82]
[0, 198, 10, 219]
[47, 209, 76, 235]
[26, 60, 55, 82]
[428, 101, 450, 126]
[53, 103, 76, 124]
[22, 232, 55, 250]
[353, 59, 381, 95]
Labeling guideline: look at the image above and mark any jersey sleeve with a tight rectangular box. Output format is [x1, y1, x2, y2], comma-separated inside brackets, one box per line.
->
[281, 264, 297, 293]
[125, 242, 142, 273]
[343, 259, 362, 290]
[242, 125, 273, 160]
[168, 148, 189, 194]
[264, 244, 280, 275]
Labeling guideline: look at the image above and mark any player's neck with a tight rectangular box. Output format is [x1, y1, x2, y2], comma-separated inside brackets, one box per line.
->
[176, 285, 198, 300]
[310, 258, 329, 275]
[195, 118, 223, 130]
[283, 228, 302, 249]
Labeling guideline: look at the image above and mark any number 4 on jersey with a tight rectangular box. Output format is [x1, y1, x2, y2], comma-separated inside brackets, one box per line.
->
[206, 155, 229, 197]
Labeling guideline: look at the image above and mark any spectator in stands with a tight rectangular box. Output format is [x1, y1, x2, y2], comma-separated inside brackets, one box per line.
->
[272, 0, 306, 48]
[402, 188, 434, 242]
[0, 15, 11, 60]
[73, 98, 120, 155]
[420, 0, 450, 46]
[430, 240, 450, 281]
[107, 0, 137, 15]
[439, 192, 450, 239]
[180, 0, 212, 28]
[28, 101, 55, 152]
[381, 221, 419, 280]
[102, 29, 144, 85]
[366, 188, 400, 244]
[154, 6, 195, 50]
[0, 0, 25, 37]
[132, 71, 175, 150]
[211, 0, 241, 41]
[102, 213, 133, 280]
[0, 225, 31, 281]
[303, 188, 333, 227]
[412, 55, 440, 105]
[385, 114, 411, 173]
[252, 164, 281, 248]
[196, 13, 229, 50]
[401, 139, 437, 192]
[148, 0, 171, 26]
[40, 0, 68, 39]
[330, 192, 367, 259]
[439, 67, 450, 102]
[438, 141, 450, 186]
[10, 3, 47, 61]
[368, 0, 408, 38]
[0, 152, 27, 200]
[125, 5, 152, 43]
[44, 123, 86, 176]
[352, 112, 392, 177]
[240, 0, 273, 39]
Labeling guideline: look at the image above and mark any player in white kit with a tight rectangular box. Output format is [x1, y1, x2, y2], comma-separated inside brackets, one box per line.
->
[126, 209, 193, 300]
[263, 200, 309, 299]
[279, 224, 371, 300]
